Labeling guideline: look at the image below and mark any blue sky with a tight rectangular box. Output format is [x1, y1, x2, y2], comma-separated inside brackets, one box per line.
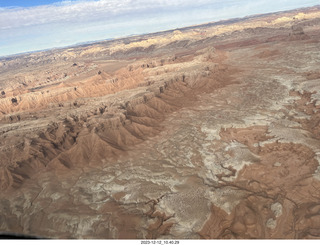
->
[0, 1, 60, 7]
[0, 0, 319, 57]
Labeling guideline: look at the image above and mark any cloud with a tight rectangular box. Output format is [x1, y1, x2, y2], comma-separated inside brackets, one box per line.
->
[0, 0, 218, 30]
[1, 0, 316, 30]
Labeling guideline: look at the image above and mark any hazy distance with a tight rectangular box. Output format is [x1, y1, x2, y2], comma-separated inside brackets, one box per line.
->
[0, 0, 319, 56]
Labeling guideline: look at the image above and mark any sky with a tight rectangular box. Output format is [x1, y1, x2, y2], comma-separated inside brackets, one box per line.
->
[0, 0, 319, 57]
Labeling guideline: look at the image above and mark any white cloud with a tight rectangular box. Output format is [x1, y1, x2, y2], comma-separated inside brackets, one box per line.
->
[0, 0, 218, 29]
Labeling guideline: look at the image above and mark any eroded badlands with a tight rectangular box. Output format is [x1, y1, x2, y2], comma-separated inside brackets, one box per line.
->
[1, 6, 320, 239]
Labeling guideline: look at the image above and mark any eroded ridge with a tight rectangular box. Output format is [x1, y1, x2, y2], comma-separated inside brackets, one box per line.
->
[0, 47, 232, 192]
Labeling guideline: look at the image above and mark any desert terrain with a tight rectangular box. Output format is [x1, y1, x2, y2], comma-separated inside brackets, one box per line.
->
[1, 5, 320, 239]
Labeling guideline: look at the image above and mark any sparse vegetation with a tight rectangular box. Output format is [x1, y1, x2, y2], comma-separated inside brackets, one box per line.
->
[11, 97, 18, 104]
